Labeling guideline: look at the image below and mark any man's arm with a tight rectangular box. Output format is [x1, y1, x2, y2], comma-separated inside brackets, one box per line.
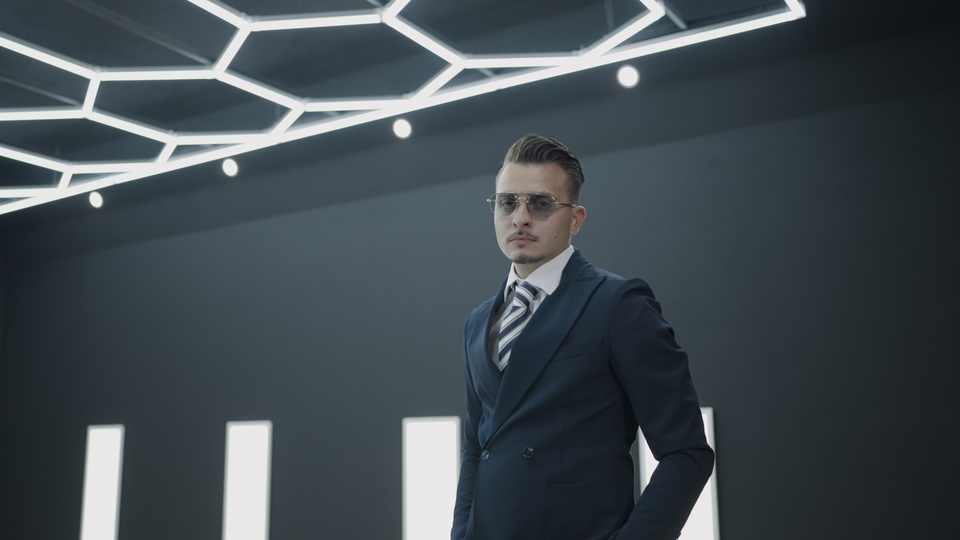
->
[607, 279, 715, 540]
[452, 332, 482, 540]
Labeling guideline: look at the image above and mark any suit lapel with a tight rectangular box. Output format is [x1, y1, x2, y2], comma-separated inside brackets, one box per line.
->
[466, 294, 497, 366]
[486, 251, 604, 443]
[467, 279, 508, 432]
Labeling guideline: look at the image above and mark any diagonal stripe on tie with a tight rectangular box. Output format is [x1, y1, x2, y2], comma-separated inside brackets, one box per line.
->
[496, 280, 539, 371]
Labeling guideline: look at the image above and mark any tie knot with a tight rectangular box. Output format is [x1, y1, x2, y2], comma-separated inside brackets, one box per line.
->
[513, 280, 539, 307]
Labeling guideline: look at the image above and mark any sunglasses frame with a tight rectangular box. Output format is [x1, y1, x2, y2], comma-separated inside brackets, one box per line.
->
[487, 192, 578, 219]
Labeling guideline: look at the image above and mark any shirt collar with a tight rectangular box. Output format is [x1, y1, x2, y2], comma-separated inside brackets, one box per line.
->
[505, 245, 575, 299]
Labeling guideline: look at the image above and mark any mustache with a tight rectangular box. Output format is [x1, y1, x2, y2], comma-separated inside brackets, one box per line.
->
[508, 232, 538, 241]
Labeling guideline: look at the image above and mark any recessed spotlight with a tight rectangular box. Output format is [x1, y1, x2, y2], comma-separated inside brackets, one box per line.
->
[222, 158, 239, 177]
[89, 191, 103, 208]
[393, 118, 412, 139]
[616, 65, 640, 88]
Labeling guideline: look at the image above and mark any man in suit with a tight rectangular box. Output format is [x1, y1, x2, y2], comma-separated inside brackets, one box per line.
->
[452, 134, 714, 540]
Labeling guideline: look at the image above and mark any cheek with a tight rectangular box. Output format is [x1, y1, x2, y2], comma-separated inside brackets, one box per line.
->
[494, 220, 509, 239]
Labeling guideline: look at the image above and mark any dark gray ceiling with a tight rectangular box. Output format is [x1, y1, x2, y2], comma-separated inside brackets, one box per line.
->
[0, 0, 956, 229]
[0, 1, 791, 167]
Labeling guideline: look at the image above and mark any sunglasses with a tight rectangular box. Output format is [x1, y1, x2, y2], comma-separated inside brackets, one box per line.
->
[486, 193, 578, 219]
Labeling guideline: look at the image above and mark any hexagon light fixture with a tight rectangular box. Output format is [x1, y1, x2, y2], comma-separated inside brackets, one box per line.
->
[0, 0, 806, 216]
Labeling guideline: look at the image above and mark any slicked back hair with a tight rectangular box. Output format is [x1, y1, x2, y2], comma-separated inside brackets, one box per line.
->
[502, 134, 585, 202]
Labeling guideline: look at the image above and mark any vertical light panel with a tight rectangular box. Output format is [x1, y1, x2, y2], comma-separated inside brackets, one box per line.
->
[223, 421, 273, 540]
[639, 407, 719, 539]
[79, 425, 125, 540]
[403, 416, 461, 540]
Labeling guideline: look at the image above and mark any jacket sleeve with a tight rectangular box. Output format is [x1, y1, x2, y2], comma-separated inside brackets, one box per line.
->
[452, 319, 482, 540]
[606, 279, 715, 540]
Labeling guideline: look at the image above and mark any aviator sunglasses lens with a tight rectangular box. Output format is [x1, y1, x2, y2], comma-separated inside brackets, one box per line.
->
[489, 194, 564, 218]
[526, 195, 555, 218]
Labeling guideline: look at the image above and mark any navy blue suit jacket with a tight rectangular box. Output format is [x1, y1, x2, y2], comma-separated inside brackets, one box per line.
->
[452, 250, 714, 540]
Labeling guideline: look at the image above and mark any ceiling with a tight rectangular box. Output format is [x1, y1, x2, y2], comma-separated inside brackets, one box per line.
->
[0, 0, 812, 215]
[0, 0, 956, 224]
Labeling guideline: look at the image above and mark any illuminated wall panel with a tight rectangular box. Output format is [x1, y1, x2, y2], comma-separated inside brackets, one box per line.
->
[639, 407, 719, 539]
[402, 416, 461, 540]
[222, 421, 273, 540]
[79, 425, 125, 540]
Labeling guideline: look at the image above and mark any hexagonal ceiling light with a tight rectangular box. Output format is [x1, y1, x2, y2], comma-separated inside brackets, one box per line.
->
[0, 0, 805, 216]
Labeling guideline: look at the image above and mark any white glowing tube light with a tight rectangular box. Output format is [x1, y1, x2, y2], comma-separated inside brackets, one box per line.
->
[249, 12, 382, 32]
[215, 71, 302, 109]
[383, 0, 415, 19]
[305, 98, 405, 112]
[403, 417, 460, 540]
[82, 79, 100, 113]
[215, 29, 251, 74]
[0, 32, 95, 78]
[68, 162, 153, 174]
[98, 68, 214, 82]
[606, 6, 803, 64]
[414, 64, 463, 98]
[383, 18, 464, 66]
[462, 54, 572, 69]
[639, 0, 667, 14]
[223, 421, 273, 540]
[0, 188, 59, 199]
[0, 142, 265, 214]
[156, 143, 178, 164]
[785, 0, 807, 17]
[494, 62, 587, 91]
[175, 132, 268, 145]
[79, 425, 125, 540]
[86, 111, 175, 143]
[0, 108, 84, 121]
[0, 143, 68, 171]
[187, 0, 249, 29]
[271, 107, 305, 134]
[639, 407, 719, 539]
[583, 8, 664, 58]
[427, 79, 501, 108]
[283, 107, 407, 141]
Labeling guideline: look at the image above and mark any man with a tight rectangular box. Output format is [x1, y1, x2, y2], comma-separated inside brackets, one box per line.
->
[452, 134, 714, 540]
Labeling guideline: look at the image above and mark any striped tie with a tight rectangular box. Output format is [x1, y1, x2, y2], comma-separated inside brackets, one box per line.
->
[496, 281, 539, 371]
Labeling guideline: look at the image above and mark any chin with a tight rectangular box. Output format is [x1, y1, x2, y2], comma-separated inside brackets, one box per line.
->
[511, 253, 545, 265]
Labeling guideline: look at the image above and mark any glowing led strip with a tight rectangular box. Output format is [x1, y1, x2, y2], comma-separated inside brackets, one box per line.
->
[383, 17, 465, 66]
[223, 421, 273, 540]
[98, 68, 214, 81]
[582, 5, 666, 58]
[0, 143, 69, 172]
[249, 12, 382, 32]
[0, 108, 85, 121]
[79, 425, 125, 540]
[0, 31, 95, 78]
[187, 0, 248, 30]
[0, 1, 805, 214]
[639, 407, 720, 540]
[403, 417, 460, 540]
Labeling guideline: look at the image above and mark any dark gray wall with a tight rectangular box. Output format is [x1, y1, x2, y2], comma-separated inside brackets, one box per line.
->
[0, 257, 4, 367]
[1, 27, 958, 540]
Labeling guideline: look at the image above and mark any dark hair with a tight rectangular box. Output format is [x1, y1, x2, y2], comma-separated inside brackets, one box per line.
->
[503, 134, 585, 202]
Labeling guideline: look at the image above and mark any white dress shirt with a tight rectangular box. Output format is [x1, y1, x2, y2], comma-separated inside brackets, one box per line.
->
[503, 244, 575, 315]
[489, 245, 576, 364]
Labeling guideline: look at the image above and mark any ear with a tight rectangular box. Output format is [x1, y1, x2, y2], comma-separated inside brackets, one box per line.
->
[569, 205, 586, 236]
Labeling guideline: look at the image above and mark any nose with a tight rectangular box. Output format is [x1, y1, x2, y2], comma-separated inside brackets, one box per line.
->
[511, 199, 533, 226]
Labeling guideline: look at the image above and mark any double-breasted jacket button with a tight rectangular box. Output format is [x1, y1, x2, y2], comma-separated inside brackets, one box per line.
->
[522, 447, 535, 459]
[480, 450, 491, 461]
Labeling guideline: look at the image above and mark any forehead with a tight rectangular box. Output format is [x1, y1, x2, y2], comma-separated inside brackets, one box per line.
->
[495, 162, 568, 197]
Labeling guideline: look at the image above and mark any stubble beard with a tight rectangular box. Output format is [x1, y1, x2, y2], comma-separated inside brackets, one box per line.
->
[511, 253, 545, 265]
